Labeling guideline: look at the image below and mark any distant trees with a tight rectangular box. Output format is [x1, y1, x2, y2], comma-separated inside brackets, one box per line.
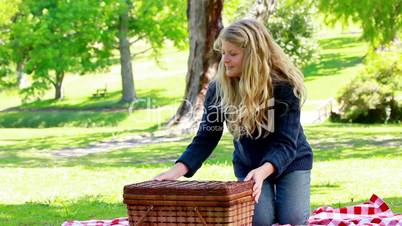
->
[1, 1, 116, 99]
[311, 0, 401, 48]
[115, 0, 187, 103]
[225, 0, 318, 67]
[18, 1, 115, 100]
[0, 0, 23, 88]
[267, 3, 318, 67]
[0, 0, 187, 102]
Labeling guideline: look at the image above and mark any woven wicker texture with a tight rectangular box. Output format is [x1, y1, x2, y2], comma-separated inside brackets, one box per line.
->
[123, 180, 254, 226]
[124, 180, 253, 196]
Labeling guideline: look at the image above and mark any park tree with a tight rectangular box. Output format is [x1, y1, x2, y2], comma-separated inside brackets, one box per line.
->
[308, 0, 401, 48]
[2, 0, 116, 100]
[168, 0, 293, 131]
[167, 0, 223, 131]
[1, 0, 188, 102]
[168, 0, 278, 131]
[114, 0, 187, 103]
[245, 0, 277, 22]
[0, 0, 23, 88]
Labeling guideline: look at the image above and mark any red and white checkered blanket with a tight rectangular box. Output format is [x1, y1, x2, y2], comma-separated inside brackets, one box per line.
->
[62, 217, 128, 226]
[308, 194, 402, 226]
[62, 194, 401, 226]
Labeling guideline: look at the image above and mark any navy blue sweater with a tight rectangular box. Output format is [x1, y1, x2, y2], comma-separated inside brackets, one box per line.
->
[177, 81, 313, 180]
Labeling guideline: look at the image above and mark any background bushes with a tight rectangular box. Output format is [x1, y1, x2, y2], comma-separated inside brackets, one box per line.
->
[335, 50, 402, 123]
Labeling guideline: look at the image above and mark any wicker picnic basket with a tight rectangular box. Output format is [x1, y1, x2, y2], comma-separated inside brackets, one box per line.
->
[123, 180, 254, 226]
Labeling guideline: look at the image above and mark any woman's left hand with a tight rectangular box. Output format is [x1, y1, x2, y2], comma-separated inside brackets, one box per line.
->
[244, 162, 275, 203]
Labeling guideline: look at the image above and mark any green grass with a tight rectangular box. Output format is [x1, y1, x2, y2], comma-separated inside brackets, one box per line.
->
[0, 123, 401, 225]
[303, 34, 368, 104]
[0, 103, 179, 129]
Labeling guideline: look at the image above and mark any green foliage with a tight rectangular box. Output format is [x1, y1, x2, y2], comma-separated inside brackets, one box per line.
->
[0, 0, 21, 26]
[128, 0, 188, 52]
[222, 0, 252, 24]
[0, 0, 21, 88]
[3, 0, 117, 101]
[267, 3, 319, 67]
[0, 0, 188, 101]
[222, 1, 319, 67]
[0, 49, 14, 88]
[336, 50, 402, 123]
[312, 0, 402, 47]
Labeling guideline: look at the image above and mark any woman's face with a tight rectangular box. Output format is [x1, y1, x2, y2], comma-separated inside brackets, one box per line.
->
[221, 40, 244, 78]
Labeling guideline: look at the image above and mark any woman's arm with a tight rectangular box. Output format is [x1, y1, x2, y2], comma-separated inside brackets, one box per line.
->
[154, 82, 224, 179]
[260, 83, 301, 178]
[154, 162, 189, 180]
[244, 162, 275, 203]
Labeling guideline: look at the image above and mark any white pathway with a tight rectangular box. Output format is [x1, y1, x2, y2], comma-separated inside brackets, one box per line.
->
[52, 132, 189, 157]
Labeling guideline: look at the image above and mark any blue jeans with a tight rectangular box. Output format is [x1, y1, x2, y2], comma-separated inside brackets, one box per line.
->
[235, 164, 311, 226]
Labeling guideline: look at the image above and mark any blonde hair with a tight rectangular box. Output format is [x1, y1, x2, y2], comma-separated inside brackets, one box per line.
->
[213, 19, 306, 140]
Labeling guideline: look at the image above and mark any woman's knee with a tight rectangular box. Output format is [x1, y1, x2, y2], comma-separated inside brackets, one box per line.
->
[276, 170, 311, 225]
[252, 203, 275, 226]
[277, 206, 309, 225]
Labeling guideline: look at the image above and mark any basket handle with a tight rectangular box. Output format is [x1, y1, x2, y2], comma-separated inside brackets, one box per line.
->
[194, 207, 208, 226]
[134, 205, 153, 226]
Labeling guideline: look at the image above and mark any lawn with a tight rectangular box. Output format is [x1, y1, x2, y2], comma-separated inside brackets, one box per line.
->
[0, 123, 401, 225]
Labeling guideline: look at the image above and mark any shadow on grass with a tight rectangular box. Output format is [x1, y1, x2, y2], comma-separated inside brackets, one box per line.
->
[0, 134, 233, 168]
[0, 88, 180, 128]
[0, 122, 162, 161]
[0, 111, 128, 128]
[7, 89, 178, 112]
[301, 35, 366, 81]
[0, 197, 126, 226]
[305, 125, 402, 162]
[5, 90, 126, 111]
[1, 122, 401, 168]
[318, 36, 364, 50]
[303, 54, 364, 81]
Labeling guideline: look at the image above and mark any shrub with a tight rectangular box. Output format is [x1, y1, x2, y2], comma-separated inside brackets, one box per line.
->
[224, 1, 319, 68]
[266, 3, 319, 67]
[336, 50, 402, 123]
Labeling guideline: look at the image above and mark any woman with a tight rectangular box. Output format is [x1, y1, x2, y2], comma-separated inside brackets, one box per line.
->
[155, 19, 313, 226]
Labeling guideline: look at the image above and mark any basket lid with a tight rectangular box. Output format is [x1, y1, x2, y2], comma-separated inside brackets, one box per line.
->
[124, 180, 253, 197]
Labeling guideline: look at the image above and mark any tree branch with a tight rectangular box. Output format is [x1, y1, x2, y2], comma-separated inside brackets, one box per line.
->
[131, 47, 152, 57]
[44, 75, 56, 87]
[129, 35, 146, 46]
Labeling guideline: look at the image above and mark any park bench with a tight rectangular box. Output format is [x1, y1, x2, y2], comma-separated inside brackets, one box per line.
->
[92, 87, 107, 98]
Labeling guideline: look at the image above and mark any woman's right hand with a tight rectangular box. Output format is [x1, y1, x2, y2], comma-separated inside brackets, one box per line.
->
[153, 162, 189, 181]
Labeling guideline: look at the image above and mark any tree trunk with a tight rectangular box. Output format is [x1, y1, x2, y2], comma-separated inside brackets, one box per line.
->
[246, 0, 278, 22]
[54, 71, 64, 100]
[167, 0, 223, 133]
[118, 0, 137, 103]
[16, 61, 28, 89]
